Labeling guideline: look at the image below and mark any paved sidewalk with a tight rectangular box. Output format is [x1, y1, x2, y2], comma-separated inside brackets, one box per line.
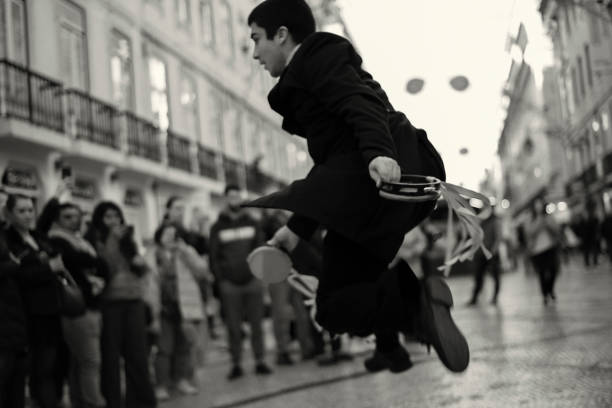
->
[163, 259, 612, 408]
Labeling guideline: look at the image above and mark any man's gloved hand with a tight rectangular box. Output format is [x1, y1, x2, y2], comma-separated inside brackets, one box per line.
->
[368, 156, 401, 187]
[267, 225, 299, 253]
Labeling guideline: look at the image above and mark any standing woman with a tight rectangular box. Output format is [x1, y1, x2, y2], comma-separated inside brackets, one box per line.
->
[39, 195, 108, 408]
[3, 194, 66, 408]
[85, 201, 156, 408]
[526, 198, 562, 305]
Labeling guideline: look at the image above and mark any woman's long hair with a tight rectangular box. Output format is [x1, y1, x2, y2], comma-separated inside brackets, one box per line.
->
[85, 201, 125, 245]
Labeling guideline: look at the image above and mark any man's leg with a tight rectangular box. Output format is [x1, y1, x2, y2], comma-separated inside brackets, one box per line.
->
[243, 279, 270, 372]
[468, 254, 487, 305]
[288, 287, 315, 359]
[219, 281, 245, 377]
[490, 255, 501, 304]
[100, 302, 123, 408]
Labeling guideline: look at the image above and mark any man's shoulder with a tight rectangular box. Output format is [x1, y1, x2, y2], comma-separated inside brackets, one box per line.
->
[294, 32, 357, 66]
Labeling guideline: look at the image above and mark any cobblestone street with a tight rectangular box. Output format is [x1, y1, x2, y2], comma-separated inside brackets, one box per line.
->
[162, 259, 612, 408]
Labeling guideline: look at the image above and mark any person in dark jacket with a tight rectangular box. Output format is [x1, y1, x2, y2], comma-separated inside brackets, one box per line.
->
[209, 185, 272, 380]
[244, 0, 468, 374]
[4, 194, 66, 408]
[467, 211, 502, 305]
[39, 193, 107, 408]
[0, 224, 31, 408]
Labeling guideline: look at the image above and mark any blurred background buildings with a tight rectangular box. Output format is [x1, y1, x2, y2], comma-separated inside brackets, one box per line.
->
[0, 0, 348, 238]
[498, 0, 612, 228]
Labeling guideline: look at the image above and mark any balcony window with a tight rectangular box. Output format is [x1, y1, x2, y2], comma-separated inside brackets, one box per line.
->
[147, 54, 169, 131]
[209, 90, 224, 150]
[584, 44, 593, 88]
[180, 72, 199, 139]
[175, 0, 191, 30]
[110, 30, 134, 110]
[199, 0, 214, 49]
[218, 1, 234, 61]
[10, 0, 27, 65]
[58, 0, 88, 90]
[577, 56, 586, 98]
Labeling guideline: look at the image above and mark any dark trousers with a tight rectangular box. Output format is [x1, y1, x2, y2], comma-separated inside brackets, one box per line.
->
[531, 247, 560, 297]
[470, 253, 501, 303]
[100, 300, 156, 408]
[219, 279, 266, 366]
[0, 349, 27, 408]
[29, 343, 59, 408]
[315, 201, 433, 351]
[582, 241, 599, 267]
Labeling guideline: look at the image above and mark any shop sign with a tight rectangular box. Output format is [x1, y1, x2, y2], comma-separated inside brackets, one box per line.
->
[124, 188, 144, 207]
[1, 166, 38, 191]
[72, 177, 97, 200]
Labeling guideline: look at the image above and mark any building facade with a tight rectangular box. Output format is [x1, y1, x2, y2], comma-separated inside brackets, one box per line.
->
[498, 23, 561, 223]
[0, 0, 344, 239]
[540, 0, 612, 216]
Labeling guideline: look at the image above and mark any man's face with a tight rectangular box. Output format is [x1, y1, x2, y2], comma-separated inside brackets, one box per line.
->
[226, 189, 242, 210]
[250, 23, 286, 78]
[58, 207, 82, 232]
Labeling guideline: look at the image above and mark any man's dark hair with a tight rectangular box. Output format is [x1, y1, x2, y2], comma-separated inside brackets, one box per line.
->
[247, 0, 316, 43]
[224, 184, 240, 196]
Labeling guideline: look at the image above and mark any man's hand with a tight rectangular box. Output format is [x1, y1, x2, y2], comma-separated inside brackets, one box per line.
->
[368, 156, 401, 187]
[267, 225, 299, 253]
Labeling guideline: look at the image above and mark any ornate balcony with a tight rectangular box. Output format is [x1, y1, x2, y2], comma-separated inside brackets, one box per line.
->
[167, 130, 193, 172]
[124, 113, 162, 162]
[64, 89, 119, 148]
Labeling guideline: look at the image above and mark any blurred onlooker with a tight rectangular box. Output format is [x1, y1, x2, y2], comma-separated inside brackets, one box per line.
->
[209, 185, 272, 380]
[145, 223, 213, 400]
[578, 203, 601, 268]
[0, 186, 8, 229]
[526, 199, 562, 305]
[602, 209, 612, 263]
[38, 186, 107, 408]
[0, 195, 47, 408]
[4, 194, 65, 408]
[85, 201, 156, 408]
[467, 211, 502, 305]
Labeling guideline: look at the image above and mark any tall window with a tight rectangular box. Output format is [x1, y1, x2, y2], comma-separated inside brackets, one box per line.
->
[180, 72, 199, 138]
[584, 44, 593, 88]
[110, 30, 133, 110]
[147, 54, 169, 131]
[199, 0, 214, 49]
[589, 13, 600, 44]
[218, 1, 234, 61]
[10, 0, 27, 64]
[209, 90, 224, 150]
[233, 108, 244, 159]
[58, 0, 88, 90]
[175, 0, 191, 29]
[571, 67, 579, 105]
[577, 56, 586, 98]
[0, 1, 5, 58]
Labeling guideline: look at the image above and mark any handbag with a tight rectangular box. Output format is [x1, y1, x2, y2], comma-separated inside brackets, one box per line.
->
[56, 269, 86, 317]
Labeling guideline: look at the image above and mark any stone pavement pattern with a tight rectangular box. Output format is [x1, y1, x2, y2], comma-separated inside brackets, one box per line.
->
[163, 260, 612, 408]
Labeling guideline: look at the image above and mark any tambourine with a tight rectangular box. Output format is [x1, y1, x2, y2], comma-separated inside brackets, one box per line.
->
[247, 245, 292, 284]
[379, 174, 442, 202]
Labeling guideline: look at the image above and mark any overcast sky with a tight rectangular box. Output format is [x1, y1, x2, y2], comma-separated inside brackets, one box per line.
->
[335, 0, 551, 190]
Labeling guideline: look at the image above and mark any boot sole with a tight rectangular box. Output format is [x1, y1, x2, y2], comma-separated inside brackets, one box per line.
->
[422, 277, 470, 372]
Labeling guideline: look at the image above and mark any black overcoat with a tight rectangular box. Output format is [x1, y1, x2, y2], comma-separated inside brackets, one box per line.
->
[246, 32, 445, 263]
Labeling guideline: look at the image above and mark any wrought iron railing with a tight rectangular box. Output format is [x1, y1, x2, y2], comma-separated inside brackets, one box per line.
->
[197, 144, 219, 180]
[223, 155, 246, 187]
[0, 59, 64, 132]
[124, 113, 162, 162]
[64, 89, 119, 148]
[167, 130, 193, 172]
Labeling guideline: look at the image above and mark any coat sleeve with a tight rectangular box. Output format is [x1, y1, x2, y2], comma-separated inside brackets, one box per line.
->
[299, 41, 398, 165]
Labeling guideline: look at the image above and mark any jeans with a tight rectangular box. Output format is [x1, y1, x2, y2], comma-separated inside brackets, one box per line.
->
[62, 310, 105, 408]
[219, 279, 266, 366]
[0, 349, 27, 408]
[101, 300, 156, 408]
[155, 318, 198, 386]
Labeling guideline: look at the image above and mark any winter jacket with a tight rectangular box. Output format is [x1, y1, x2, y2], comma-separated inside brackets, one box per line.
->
[0, 228, 28, 350]
[245, 32, 445, 264]
[209, 209, 263, 285]
[47, 227, 107, 310]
